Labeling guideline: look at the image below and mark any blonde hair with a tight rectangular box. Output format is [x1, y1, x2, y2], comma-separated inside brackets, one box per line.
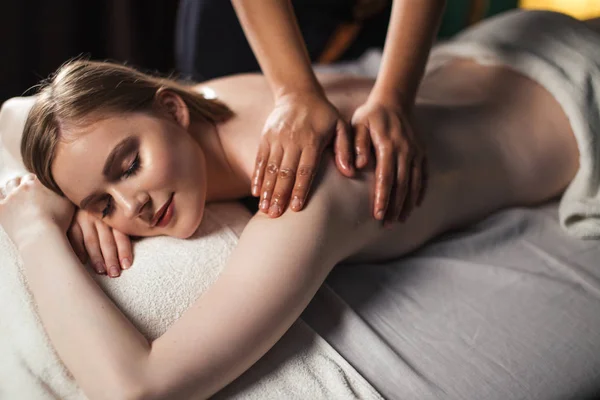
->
[21, 59, 233, 195]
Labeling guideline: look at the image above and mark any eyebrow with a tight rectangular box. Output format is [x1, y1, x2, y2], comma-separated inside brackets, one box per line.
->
[79, 136, 138, 209]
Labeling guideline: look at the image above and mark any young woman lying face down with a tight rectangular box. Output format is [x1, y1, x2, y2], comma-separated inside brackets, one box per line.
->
[1, 12, 594, 399]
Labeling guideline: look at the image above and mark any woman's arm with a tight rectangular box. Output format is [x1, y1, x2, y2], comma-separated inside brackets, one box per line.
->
[11, 157, 379, 399]
[18, 225, 151, 398]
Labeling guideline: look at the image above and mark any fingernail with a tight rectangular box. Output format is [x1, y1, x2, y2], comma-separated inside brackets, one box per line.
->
[376, 210, 385, 220]
[95, 262, 106, 274]
[268, 203, 281, 217]
[260, 199, 269, 211]
[251, 185, 258, 197]
[109, 266, 120, 278]
[291, 197, 302, 211]
[121, 258, 131, 269]
[342, 158, 353, 172]
[357, 155, 367, 167]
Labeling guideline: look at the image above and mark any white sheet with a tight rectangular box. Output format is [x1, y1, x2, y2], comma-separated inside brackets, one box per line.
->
[305, 203, 600, 399]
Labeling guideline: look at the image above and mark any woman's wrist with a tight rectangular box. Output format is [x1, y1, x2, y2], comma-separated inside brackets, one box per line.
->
[15, 220, 63, 252]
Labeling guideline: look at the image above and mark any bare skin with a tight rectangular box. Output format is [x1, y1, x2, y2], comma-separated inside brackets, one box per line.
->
[206, 60, 579, 262]
[232, 0, 446, 222]
[0, 38, 585, 399]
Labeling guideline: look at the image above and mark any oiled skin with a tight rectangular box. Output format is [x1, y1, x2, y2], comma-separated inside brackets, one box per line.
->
[208, 59, 578, 263]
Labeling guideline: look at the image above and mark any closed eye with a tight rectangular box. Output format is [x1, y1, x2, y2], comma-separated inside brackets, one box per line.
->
[101, 153, 141, 219]
[101, 196, 113, 218]
[123, 153, 140, 179]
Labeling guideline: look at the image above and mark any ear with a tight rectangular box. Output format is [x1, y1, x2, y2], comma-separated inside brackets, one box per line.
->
[154, 89, 190, 129]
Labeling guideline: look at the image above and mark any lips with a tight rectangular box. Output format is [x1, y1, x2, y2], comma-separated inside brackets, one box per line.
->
[152, 193, 174, 227]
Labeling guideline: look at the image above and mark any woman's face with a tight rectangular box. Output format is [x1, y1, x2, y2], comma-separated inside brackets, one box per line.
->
[52, 102, 207, 239]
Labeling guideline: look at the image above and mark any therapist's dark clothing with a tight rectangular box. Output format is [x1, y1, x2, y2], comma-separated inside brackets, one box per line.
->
[175, 0, 391, 82]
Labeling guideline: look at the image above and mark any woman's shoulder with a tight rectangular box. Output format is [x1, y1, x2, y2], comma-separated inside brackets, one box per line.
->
[191, 72, 374, 102]
[192, 73, 271, 100]
[192, 73, 275, 125]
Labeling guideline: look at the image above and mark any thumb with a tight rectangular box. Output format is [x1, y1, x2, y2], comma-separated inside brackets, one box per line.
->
[334, 120, 355, 177]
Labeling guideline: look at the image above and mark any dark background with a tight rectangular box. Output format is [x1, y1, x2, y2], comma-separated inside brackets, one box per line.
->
[0, 0, 520, 105]
[0, 0, 180, 104]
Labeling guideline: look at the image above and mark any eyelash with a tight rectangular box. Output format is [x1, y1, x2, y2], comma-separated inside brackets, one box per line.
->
[123, 153, 141, 178]
[101, 153, 141, 218]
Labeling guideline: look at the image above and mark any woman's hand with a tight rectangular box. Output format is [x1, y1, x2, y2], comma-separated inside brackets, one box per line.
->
[252, 90, 355, 217]
[0, 174, 75, 247]
[68, 209, 133, 278]
[351, 97, 428, 224]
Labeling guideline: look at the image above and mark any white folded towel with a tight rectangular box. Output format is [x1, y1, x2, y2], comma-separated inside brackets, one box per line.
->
[0, 97, 382, 399]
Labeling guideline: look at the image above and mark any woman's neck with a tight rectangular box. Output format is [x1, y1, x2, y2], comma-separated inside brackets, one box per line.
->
[188, 118, 250, 202]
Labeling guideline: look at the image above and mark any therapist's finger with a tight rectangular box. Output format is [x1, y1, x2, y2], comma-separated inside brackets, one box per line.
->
[333, 120, 355, 177]
[373, 144, 395, 221]
[268, 147, 301, 218]
[353, 123, 371, 169]
[289, 146, 320, 212]
[259, 145, 284, 213]
[393, 159, 413, 223]
[252, 141, 270, 197]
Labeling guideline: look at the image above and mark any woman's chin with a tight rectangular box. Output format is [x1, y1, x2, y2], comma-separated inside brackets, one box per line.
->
[176, 206, 205, 239]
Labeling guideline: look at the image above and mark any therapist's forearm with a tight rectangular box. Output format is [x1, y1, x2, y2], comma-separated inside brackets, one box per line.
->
[231, 0, 323, 98]
[19, 223, 150, 399]
[372, 0, 446, 106]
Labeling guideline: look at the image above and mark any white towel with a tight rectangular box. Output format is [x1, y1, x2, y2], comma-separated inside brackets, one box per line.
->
[0, 97, 382, 399]
[424, 10, 600, 239]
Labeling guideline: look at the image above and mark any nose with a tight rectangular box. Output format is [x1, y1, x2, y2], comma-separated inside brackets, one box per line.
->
[110, 187, 150, 220]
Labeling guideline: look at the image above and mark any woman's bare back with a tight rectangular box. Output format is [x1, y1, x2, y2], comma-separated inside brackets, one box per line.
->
[206, 61, 579, 262]
[359, 60, 579, 261]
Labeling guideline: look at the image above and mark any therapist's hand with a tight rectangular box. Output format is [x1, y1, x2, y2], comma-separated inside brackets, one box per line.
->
[351, 97, 428, 224]
[67, 209, 133, 278]
[252, 90, 355, 217]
